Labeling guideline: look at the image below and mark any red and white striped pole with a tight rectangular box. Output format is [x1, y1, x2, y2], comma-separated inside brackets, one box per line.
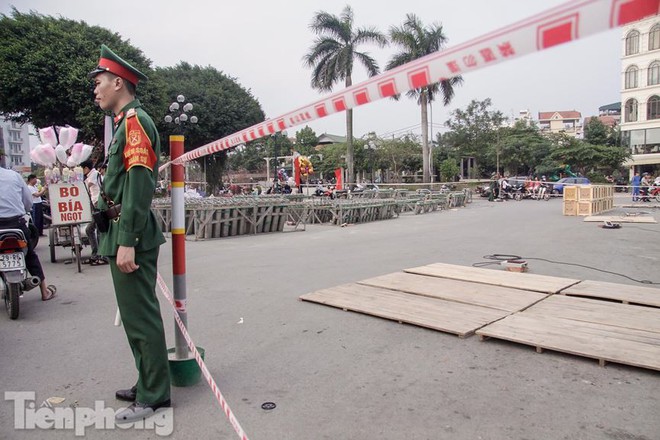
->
[169, 134, 188, 359]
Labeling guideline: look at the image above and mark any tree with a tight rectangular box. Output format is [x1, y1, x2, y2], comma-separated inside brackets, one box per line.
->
[386, 13, 463, 183]
[583, 118, 610, 146]
[154, 62, 265, 193]
[439, 159, 460, 182]
[0, 9, 164, 145]
[546, 133, 630, 177]
[294, 126, 319, 156]
[303, 5, 387, 186]
[492, 121, 550, 176]
[443, 98, 506, 176]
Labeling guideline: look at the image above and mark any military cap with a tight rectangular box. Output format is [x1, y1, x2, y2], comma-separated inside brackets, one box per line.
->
[89, 44, 147, 86]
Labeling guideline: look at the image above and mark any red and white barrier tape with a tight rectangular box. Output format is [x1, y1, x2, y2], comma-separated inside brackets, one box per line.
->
[159, 0, 658, 171]
[156, 273, 250, 440]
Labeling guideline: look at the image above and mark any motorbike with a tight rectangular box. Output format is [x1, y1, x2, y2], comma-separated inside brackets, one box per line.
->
[650, 185, 660, 202]
[522, 183, 551, 201]
[0, 219, 41, 319]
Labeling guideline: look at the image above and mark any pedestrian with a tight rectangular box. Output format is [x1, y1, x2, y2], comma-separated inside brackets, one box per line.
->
[0, 167, 57, 301]
[26, 174, 46, 236]
[631, 171, 641, 201]
[81, 160, 107, 265]
[89, 44, 169, 424]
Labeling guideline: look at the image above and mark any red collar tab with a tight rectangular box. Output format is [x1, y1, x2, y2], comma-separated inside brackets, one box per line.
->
[113, 112, 124, 125]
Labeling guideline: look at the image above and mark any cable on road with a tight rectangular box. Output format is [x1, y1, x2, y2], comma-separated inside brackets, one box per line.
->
[473, 254, 660, 285]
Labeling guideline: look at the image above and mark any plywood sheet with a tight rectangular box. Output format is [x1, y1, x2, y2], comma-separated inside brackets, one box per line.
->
[477, 312, 660, 371]
[582, 215, 656, 223]
[404, 262, 579, 294]
[300, 283, 509, 337]
[357, 272, 546, 312]
[521, 295, 660, 334]
[562, 280, 660, 307]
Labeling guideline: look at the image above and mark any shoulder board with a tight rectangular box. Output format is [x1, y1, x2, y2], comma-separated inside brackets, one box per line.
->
[126, 108, 137, 118]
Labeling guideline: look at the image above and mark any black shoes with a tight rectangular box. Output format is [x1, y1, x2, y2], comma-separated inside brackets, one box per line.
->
[115, 399, 171, 424]
[115, 385, 137, 402]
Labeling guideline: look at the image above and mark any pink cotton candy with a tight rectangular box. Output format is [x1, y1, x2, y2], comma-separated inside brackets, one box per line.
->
[39, 127, 58, 147]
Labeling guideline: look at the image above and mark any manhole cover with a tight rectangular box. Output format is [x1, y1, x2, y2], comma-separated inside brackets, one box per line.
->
[261, 402, 276, 410]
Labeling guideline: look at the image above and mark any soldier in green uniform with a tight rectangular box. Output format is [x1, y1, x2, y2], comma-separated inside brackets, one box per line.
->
[89, 45, 170, 424]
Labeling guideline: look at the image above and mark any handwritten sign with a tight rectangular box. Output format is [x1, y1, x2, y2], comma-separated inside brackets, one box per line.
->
[48, 182, 92, 225]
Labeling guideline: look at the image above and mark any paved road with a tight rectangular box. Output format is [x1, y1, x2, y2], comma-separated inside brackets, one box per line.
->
[1, 197, 659, 440]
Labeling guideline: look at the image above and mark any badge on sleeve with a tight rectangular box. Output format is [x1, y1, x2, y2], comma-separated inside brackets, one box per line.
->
[123, 110, 157, 171]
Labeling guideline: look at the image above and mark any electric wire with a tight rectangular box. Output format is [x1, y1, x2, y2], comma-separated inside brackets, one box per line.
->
[473, 254, 659, 285]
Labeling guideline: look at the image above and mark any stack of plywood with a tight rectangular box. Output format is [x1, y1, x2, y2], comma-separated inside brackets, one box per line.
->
[563, 185, 614, 216]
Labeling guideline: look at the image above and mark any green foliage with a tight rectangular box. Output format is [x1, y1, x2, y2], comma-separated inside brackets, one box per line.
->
[154, 62, 264, 154]
[315, 143, 347, 176]
[294, 126, 319, 156]
[439, 159, 460, 182]
[583, 118, 610, 146]
[443, 98, 505, 175]
[492, 121, 551, 176]
[0, 9, 162, 145]
[546, 133, 630, 176]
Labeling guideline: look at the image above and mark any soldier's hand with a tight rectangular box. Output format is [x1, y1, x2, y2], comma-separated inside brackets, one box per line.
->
[117, 246, 139, 273]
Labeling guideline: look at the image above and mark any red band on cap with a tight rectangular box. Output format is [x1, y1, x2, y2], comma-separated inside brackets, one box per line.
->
[98, 57, 139, 85]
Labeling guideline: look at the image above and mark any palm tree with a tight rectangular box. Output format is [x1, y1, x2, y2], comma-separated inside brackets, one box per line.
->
[304, 5, 387, 185]
[387, 14, 463, 183]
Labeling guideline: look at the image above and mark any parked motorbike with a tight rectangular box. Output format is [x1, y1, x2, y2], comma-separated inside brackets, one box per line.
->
[0, 221, 41, 319]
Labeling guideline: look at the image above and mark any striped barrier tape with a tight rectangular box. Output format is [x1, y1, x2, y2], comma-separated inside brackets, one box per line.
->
[159, 0, 659, 171]
[156, 272, 250, 440]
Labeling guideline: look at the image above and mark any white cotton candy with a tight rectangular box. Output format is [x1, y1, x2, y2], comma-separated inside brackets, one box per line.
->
[55, 144, 68, 164]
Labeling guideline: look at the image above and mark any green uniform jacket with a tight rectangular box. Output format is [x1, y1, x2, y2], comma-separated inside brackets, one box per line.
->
[98, 99, 166, 256]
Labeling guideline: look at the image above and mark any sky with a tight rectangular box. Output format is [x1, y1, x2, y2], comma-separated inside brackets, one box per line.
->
[1, 0, 623, 141]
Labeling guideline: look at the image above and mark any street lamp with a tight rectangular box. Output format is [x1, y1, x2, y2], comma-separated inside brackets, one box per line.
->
[364, 141, 376, 183]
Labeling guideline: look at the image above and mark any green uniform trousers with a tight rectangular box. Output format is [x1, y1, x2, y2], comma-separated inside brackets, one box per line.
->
[110, 247, 170, 405]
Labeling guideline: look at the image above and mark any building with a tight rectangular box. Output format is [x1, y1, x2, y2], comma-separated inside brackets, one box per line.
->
[620, 15, 660, 174]
[0, 119, 32, 172]
[538, 110, 583, 137]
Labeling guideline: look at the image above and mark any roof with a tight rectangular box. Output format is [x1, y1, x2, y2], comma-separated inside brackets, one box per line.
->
[598, 102, 621, 112]
[317, 133, 347, 144]
[583, 115, 619, 128]
[538, 111, 582, 121]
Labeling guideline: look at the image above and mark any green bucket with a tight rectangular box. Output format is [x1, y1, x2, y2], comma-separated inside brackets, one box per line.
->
[168, 347, 205, 387]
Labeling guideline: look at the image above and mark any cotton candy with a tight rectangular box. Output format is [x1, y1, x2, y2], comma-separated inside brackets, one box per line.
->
[39, 127, 58, 147]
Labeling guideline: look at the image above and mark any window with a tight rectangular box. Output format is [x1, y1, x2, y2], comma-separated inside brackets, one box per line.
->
[625, 98, 638, 122]
[649, 62, 660, 85]
[648, 95, 660, 120]
[625, 65, 638, 89]
[626, 30, 640, 55]
[650, 25, 660, 51]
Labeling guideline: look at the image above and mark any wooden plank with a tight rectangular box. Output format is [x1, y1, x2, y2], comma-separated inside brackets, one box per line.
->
[357, 272, 546, 312]
[300, 283, 509, 337]
[522, 295, 660, 334]
[562, 280, 660, 308]
[476, 313, 660, 371]
[404, 262, 579, 294]
[582, 215, 656, 223]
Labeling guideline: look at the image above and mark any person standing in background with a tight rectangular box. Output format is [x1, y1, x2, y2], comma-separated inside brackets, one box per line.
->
[27, 174, 46, 236]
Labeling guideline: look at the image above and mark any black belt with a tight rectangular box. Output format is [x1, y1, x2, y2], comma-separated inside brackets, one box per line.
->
[0, 215, 25, 226]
